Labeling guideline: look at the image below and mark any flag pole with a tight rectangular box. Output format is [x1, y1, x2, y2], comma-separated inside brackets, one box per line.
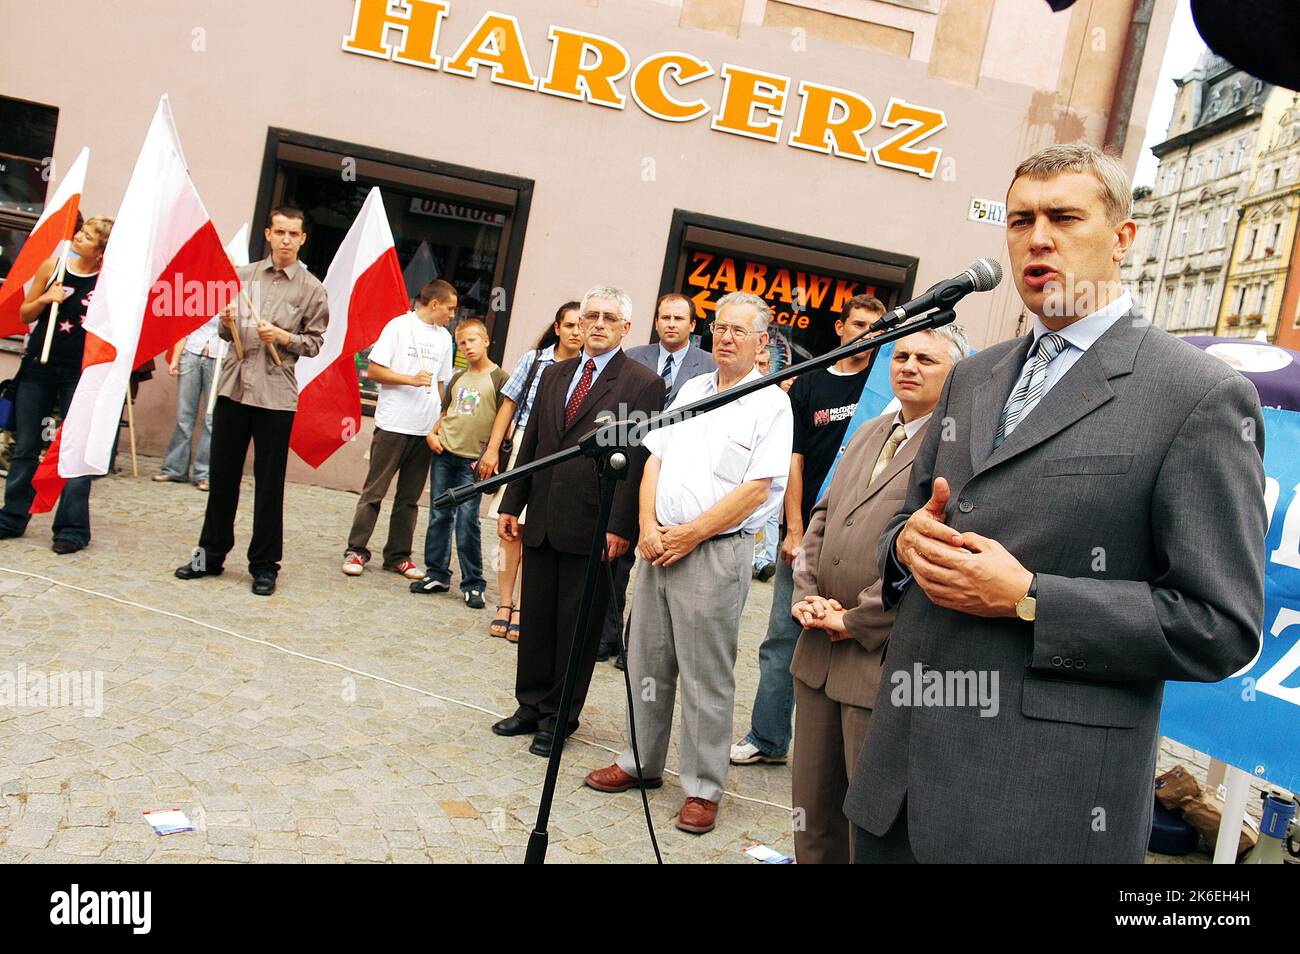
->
[38, 245, 71, 365]
[207, 340, 226, 417]
[125, 387, 139, 478]
[240, 289, 282, 367]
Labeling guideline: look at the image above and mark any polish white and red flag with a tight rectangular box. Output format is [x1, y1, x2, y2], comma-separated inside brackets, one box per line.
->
[0, 147, 89, 338]
[290, 186, 406, 468]
[31, 96, 236, 512]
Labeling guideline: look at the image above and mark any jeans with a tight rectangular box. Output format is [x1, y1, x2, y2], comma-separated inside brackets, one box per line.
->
[0, 362, 92, 546]
[743, 541, 800, 756]
[753, 511, 779, 569]
[422, 451, 484, 592]
[161, 351, 215, 481]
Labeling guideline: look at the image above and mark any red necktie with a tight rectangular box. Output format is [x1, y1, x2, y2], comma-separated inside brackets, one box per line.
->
[565, 358, 597, 429]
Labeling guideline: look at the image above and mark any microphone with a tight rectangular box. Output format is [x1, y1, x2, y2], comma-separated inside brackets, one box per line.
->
[868, 258, 1002, 333]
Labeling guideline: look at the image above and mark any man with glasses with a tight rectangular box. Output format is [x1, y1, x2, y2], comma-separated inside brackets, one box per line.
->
[584, 292, 794, 835]
[492, 285, 664, 758]
[598, 292, 716, 664]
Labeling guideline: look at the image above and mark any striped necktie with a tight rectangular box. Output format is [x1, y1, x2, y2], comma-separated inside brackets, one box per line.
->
[993, 333, 1066, 448]
[659, 355, 674, 407]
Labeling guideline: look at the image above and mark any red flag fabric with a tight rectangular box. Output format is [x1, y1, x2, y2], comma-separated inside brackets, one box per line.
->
[290, 187, 407, 468]
[0, 147, 88, 338]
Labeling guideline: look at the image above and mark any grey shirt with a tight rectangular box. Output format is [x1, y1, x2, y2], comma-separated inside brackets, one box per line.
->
[217, 257, 329, 412]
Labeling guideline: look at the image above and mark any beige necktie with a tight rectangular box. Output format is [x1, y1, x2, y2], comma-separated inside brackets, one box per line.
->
[870, 423, 908, 484]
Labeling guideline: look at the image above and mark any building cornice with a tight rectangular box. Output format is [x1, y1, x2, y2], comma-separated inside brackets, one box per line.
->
[1152, 104, 1265, 157]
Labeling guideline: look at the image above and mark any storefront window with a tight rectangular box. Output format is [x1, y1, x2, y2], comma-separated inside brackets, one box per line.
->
[0, 97, 58, 217]
[255, 130, 532, 411]
[0, 97, 59, 348]
[659, 211, 917, 372]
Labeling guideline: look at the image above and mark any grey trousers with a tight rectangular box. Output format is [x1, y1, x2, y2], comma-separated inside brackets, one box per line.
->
[616, 532, 753, 804]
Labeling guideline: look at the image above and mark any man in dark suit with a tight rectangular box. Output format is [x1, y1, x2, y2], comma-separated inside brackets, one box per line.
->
[492, 285, 664, 757]
[848, 143, 1267, 863]
[597, 292, 716, 662]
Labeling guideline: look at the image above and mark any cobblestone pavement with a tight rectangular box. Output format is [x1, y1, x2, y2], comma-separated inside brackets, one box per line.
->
[0, 459, 795, 864]
[0, 459, 1270, 864]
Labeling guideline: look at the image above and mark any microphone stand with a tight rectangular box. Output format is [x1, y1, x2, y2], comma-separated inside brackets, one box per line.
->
[432, 306, 958, 864]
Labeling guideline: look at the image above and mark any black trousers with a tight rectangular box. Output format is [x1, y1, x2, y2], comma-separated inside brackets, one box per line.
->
[515, 537, 611, 733]
[198, 396, 294, 575]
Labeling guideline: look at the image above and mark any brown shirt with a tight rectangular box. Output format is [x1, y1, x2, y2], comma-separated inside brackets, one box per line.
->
[217, 257, 329, 411]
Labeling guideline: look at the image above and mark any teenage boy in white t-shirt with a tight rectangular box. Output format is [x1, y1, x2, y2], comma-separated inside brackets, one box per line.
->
[342, 279, 456, 578]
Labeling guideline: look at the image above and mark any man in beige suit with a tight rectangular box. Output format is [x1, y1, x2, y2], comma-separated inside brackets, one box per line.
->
[790, 323, 967, 863]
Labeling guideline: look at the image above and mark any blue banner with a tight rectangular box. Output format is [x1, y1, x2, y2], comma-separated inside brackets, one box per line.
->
[1160, 406, 1300, 792]
[815, 341, 896, 503]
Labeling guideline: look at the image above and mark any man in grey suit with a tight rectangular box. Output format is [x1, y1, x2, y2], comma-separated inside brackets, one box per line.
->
[597, 292, 717, 661]
[847, 143, 1267, 863]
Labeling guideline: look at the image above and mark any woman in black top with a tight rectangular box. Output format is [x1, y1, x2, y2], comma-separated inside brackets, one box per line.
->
[0, 215, 113, 552]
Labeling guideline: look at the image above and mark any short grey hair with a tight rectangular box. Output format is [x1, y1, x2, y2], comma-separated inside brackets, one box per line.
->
[715, 291, 771, 332]
[927, 323, 970, 364]
[581, 284, 633, 323]
[1010, 142, 1133, 224]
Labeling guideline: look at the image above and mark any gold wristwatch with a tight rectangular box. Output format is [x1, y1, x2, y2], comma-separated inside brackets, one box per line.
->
[1015, 574, 1038, 622]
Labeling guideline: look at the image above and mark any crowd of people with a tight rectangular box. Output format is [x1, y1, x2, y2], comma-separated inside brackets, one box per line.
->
[0, 142, 1268, 863]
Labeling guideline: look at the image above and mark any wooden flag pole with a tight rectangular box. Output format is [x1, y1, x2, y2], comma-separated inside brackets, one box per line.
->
[39, 246, 71, 365]
[207, 340, 226, 417]
[239, 289, 282, 367]
[125, 387, 139, 478]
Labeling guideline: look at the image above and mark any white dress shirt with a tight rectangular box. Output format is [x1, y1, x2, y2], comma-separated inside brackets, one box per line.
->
[1012, 292, 1133, 405]
[643, 367, 794, 534]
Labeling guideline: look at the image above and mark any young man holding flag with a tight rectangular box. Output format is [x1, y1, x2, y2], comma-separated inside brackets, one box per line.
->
[175, 206, 329, 596]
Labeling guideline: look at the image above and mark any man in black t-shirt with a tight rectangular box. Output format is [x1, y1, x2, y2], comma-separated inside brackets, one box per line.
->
[731, 294, 885, 766]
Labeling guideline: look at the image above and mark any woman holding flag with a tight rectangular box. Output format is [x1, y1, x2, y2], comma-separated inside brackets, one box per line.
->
[0, 215, 113, 552]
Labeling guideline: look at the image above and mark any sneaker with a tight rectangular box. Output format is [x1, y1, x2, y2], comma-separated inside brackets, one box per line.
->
[151, 473, 183, 483]
[387, 559, 423, 580]
[342, 552, 367, 576]
[464, 590, 486, 609]
[410, 575, 450, 594]
[729, 739, 787, 765]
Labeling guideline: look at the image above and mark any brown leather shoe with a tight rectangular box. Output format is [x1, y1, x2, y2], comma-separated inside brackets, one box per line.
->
[675, 797, 718, 834]
[584, 764, 662, 793]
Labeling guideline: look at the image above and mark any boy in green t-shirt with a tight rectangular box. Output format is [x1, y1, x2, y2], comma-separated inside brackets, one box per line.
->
[411, 318, 509, 608]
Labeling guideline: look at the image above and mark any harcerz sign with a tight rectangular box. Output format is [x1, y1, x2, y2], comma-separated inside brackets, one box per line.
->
[342, 0, 948, 179]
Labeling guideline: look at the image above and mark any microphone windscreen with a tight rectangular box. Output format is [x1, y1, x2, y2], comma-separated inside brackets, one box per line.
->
[969, 258, 1003, 292]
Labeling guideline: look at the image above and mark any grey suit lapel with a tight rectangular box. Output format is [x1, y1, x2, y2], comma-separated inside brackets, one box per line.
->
[975, 311, 1147, 475]
[970, 335, 1033, 474]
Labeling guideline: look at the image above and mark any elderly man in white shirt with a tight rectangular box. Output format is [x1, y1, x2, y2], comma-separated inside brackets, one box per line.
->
[585, 291, 794, 836]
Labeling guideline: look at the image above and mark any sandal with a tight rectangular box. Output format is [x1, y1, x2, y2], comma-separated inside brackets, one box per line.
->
[489, 604, 513, 638]
[506, 607, 521, 644]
